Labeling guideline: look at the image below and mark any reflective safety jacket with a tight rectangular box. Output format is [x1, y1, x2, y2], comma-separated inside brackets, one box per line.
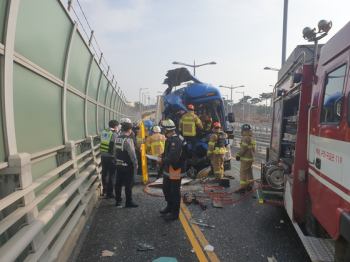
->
[179, 111, 203, 137]
[204, 122, 212, 131]
[100, 128, 117, 157]
[146, 133, 166, 156]
[136, 127, 149, 146]
[238, 130, 256, 162]
[161, 133, 187, 179]
[207, 130, 228, 156]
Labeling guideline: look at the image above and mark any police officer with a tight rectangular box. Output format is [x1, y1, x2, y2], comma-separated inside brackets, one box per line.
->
[179, 104, 203, 158]
[207, 122, 228, 182]
[157, 119, 187, 221]
[115, 122, 139, 207]
[236, 124, 256, 193]
[100, 120, 119, 198]
[146, 126, 166, 172]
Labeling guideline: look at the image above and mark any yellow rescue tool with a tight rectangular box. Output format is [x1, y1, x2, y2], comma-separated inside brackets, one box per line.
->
[139, 121, 148, 184]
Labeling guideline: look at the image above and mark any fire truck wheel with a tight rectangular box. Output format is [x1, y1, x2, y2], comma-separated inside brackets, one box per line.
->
[305, 195, 326, 237]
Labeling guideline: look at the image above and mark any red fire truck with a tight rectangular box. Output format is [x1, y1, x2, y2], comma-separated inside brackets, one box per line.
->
[257, 20, 350, 261]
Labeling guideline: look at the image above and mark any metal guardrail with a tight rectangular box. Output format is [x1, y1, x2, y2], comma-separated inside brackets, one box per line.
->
[0, 1, 132, 261]
[230, 123, 271, 153]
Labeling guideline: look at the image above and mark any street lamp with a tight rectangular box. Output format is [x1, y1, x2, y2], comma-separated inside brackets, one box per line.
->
[172, 60, 217, 76]
[264, 67, 279, 71]
[219, 85, 244, 113]
[236, 91, 245, 121]
[222, 95, 229, 114]
[141, 92, 149, 117]
[139, 88, 148, 119]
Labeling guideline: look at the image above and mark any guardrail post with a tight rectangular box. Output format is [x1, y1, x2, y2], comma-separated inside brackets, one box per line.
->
[82, 136, 102, 197]
[0, 153, 49, 259]
[58, 142, 84, 200]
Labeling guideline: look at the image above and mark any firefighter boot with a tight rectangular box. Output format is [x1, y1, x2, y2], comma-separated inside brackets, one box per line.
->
[164, 212, 179, 221]
[159, 205, 172, 215]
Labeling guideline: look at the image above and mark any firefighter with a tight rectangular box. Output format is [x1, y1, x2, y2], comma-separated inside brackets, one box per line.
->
[157, 119, 187, 221]
[236, 124, 256, 193]
[207, 122, 228, 182]
[146, 126, 166, 172]
[179, 104, 203, 158]
[100, 120, 119, 198]
[115, 122, 139, 208]
[203, 115, 213, 131]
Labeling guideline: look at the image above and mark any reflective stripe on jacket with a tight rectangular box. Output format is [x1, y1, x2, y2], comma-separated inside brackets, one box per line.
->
[146, 133, 166, 156]
[238, 130, 256, 162]
[136, 127, 149, 145]
[100, 129, 114, 153]
[179, 111, 203, 136]
[207, 130, 228, 156]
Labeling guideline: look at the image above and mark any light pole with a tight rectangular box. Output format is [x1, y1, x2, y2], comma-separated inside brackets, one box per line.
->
[236, 91, 245, 121]
[141, 92, 149, 118]
[139, 88, 147, 119]
[264, 67, 279, 71]
[282, 0, 288, 66]
[222, 95, 228, 114]
[219, 85, 244, 113]
[172, 60, 217, 76]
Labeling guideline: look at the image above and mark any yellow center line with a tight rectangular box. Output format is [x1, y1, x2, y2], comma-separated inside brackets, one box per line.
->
[231, 157, 261, 169]
[179, 209, 208, 262]
[181, 202, 220, 262]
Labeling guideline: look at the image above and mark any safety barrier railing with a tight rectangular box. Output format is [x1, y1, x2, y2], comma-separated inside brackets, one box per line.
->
[231, 130, 271, 154]
[0, 136, 101, 262]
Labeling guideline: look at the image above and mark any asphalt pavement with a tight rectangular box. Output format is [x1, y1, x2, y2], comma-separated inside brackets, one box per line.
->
[70, 147, 311, 262]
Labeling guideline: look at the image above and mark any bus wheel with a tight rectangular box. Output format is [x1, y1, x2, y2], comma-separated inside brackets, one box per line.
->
[305, 195, 326, 237]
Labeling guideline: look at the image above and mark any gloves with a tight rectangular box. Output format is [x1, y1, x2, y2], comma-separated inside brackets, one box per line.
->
[236, 154, 240, 161]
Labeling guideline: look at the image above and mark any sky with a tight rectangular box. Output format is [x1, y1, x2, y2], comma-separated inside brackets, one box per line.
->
[72, 0, 350, 105]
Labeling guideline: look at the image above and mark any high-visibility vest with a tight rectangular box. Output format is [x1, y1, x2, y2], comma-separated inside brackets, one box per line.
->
[100, 129, 114, 153]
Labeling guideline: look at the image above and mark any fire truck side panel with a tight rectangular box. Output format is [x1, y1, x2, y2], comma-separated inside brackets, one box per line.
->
[291, 65, 313, 225]
[308, 22, 350, 241]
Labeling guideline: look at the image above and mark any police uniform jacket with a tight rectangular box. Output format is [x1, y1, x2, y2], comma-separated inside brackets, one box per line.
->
[100, 127, 119, 158]
[161, 133, 187, 179]
[115, 134, 138, 167]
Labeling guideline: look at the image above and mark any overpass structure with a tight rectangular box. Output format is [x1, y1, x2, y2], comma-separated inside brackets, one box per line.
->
[0, 0, 136, 261]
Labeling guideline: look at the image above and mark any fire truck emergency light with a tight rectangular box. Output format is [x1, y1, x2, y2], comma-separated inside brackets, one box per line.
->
[302, 27, 316, 40]
[318, 20, 332, 33]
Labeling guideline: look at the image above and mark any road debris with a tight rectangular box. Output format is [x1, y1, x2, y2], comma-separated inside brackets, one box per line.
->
[137, 243, 156, 251]
[267, 255, 278, 262]
[212, 199, 223, 208]
[204, 245, 214, 252]
[153, 258, 178, 262]
[280, 220, 284, 223]
[101, 250, 115, 257]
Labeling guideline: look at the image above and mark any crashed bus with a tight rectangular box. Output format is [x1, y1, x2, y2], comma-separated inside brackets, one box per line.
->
[155, 68, 234, 174]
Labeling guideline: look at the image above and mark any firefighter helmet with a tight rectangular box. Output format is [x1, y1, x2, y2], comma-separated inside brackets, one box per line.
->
[241, 124, 252, 131]
[161, 119, 176, 130]
[213, 122, 221, 129]
[144, 120, 154, 128]
[120, 118, 131, 123]
[153, 126, 161, 133]
[204, 115, 211, 121]
[187, 104, 194, 110]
